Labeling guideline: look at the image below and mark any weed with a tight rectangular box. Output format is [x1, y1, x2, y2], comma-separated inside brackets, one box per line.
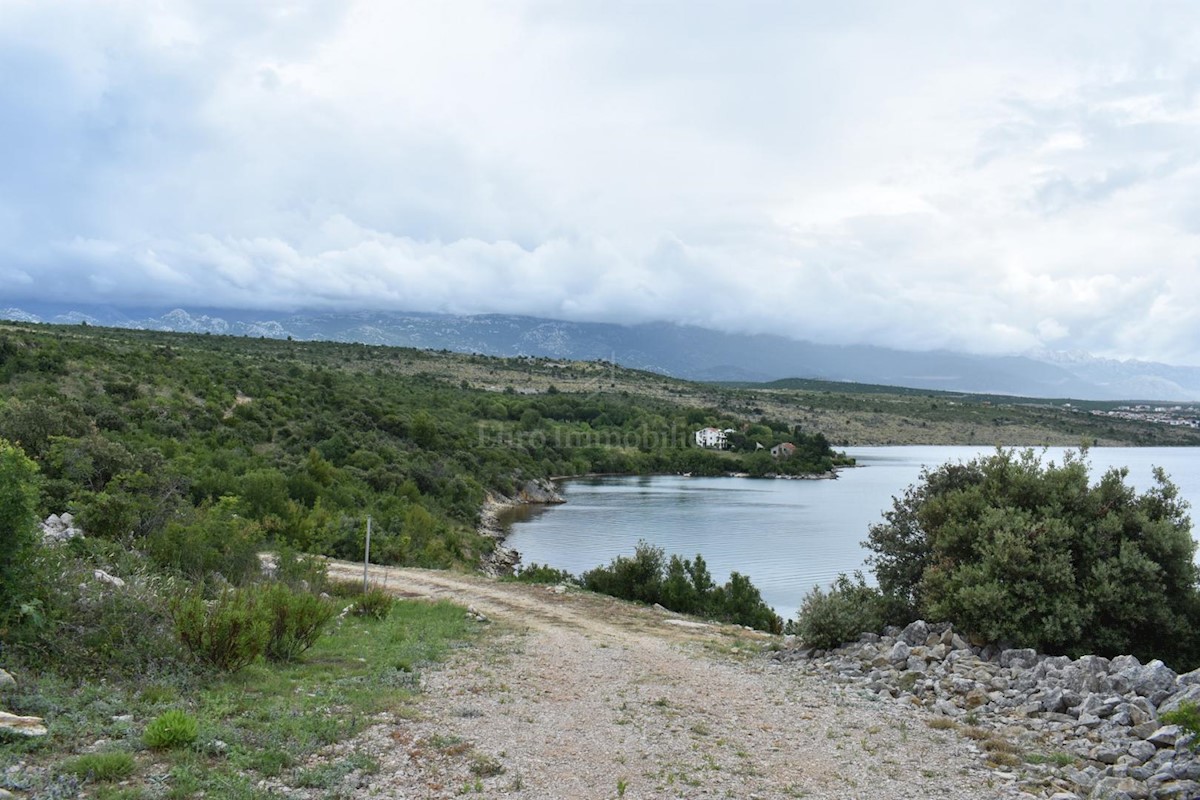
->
[926, 717, 957, 731]
[172, 588, 268, 671]
[143, 709, 199, 749]
[1161, 701, 1200, 750]
[469, 753, 504, 777]
[60, 751, 136, 782]
[260, 582, 336, 663]
[617, 777, 628, 797]
[982, 737, 1019, 754]
[352, 587, 395, 620]
[987, 751, 1022, 768]
[1025, 751, 1077, 767]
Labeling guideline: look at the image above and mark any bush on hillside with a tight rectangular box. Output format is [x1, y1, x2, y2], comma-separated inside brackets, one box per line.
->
[172, 587, 269, 672]
[261, 582, 336, 663]
[146, 497, 263, 585]
[789, 572, 883, 649]
[581, 542, 782, 633]
[0, 438, 40, 627]
[865, 448, 1200, 666]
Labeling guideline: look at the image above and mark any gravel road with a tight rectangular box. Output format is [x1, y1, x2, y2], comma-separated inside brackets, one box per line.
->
[308, 562, 1011, 799]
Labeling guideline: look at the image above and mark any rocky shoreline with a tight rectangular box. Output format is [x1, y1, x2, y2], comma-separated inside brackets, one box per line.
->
[476, 478, 564, 576]
[772, 621, 1200, 800]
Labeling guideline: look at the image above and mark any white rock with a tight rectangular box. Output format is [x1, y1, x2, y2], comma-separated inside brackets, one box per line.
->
[92, 569, 126, 588]
[0, 710, 47, 737]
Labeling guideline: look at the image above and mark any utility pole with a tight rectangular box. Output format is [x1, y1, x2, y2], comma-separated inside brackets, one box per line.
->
[363, 515, 372, 593]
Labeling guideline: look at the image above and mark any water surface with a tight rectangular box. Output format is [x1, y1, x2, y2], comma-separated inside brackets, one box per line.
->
[504, 446, 1200, 622]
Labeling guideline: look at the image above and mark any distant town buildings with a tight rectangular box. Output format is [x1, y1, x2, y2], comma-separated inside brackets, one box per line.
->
[1088, 405, 1200, 429]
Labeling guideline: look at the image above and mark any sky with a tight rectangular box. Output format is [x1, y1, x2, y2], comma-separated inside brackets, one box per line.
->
[2, 2, 1199, 365]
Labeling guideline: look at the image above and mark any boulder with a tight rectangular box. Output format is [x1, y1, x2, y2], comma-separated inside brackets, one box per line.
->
[0, 669, 14, 689]
[0, 710, 47, 737]
[93, 569, 126, 589]
[898, 619, 930, 646]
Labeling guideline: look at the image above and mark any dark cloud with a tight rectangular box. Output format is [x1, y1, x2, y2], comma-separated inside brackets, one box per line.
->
[1, 1, 1198, 364]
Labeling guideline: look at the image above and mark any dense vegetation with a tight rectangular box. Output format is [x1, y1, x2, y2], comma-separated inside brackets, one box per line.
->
[0, 322, 843, 577]
[795, 449, 1200, 668]
[515, 543, 783, 633]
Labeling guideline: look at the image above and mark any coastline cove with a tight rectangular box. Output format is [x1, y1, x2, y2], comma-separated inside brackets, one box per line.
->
[497, 446, 1200, 624]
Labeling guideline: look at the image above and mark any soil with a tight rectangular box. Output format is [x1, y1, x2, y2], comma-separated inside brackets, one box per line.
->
[309, 561, 1011, 799]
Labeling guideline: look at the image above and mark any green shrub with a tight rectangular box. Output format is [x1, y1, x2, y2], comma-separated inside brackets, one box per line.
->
[143, 709, 199, 749]
[172, 588, 268, 671]
[261, 582, 336, 663]
[5, 544, 184, 676]
[581, 541, 664, 604]
[273, 546, 329, 594]
[1160, 701, 1200, 750]
[146, 497, 263, 584]
[0, 439, 40, 627]
[352, 587, 395, 620]
[509, 563, 575, 585]
[790, 572, 883, 649]
[581, 542, 781, 633]
[60, 751, 136, 781]
[711, 571, 783, 634]
[865, 448, 1200, 665]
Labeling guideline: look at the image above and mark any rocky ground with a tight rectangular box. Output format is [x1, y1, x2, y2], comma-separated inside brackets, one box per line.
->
[260, 563, 1188, 800]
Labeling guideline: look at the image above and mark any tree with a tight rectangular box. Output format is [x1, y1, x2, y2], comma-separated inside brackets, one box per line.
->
[0, 439, 40, 624]
[865, 448, 1200, 666]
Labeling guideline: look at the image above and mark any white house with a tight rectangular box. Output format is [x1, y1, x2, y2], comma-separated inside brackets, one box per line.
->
[694, 427, 732, 449]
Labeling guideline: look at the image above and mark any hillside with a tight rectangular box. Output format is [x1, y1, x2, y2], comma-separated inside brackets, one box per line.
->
[8, 305, 1200, 401]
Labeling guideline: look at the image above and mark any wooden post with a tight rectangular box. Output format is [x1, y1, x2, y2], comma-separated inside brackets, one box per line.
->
[363, 515, 372, 593]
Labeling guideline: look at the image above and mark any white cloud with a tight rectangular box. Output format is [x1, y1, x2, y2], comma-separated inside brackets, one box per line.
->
[1, 1, 1199, 364]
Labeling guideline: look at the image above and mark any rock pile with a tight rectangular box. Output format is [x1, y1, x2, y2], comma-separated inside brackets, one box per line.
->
[773, 620, 1199, 800]
[39, 512, 83, 544]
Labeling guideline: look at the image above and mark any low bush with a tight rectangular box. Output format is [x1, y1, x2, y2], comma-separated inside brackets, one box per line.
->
[581, 542, 781, 633]
[60, 751, 136, 781]
[865, 448, 1200, 665]
[581, 542, 664, 604]
[145, 497, 263, 585]
[352, 587, 395, 620]
[143, 709, 199, 749]
[6, 543, 184, 676]
[789, 572, 884, 649]
[1160, 701, 1200, 750]
[273, 546, 329, 594]
[172, 588, 269, 672]
[508, 563, 575, 585]
[261, 582, 336, 663]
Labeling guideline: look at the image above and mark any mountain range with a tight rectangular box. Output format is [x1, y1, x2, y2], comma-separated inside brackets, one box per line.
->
[3, 304, 1198, 401]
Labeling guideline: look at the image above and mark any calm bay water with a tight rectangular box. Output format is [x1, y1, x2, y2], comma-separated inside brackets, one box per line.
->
[503, 446, 1200, 622]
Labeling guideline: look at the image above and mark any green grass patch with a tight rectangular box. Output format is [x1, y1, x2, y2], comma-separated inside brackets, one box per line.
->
[143, 710, 199, 749]
[0, 598, 477, 798]
[60, 751, 136, 782]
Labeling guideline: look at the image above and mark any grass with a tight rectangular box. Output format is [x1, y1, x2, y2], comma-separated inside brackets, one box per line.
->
[0, 598, 477, 799]
[1025, 751, 1078, 767]
[60, 751, 136, 782]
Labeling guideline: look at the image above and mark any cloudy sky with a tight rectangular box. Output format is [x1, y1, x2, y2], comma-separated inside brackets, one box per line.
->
[2, 2, 1199, 364]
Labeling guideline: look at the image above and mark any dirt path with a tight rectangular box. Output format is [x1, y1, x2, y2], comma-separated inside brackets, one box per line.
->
[316, 562, 1010, 799]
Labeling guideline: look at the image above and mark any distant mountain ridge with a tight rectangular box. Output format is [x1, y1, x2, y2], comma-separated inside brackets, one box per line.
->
[4, 304, 1199, 401]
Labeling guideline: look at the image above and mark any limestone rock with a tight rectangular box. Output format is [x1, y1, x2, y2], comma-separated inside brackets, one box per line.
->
[0, 710, 47, 737]
[0, 669, 14, 689]
[92, 569, 126, 588]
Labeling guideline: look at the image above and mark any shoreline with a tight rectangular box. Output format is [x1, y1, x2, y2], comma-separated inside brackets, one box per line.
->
[477, 466, 845, 575]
